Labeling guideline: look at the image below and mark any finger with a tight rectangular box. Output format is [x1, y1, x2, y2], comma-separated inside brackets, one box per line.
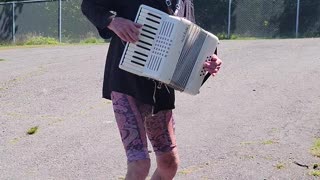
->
[204, 62, 221, 70]
[216, 59, 222, 66]
[127, 29, 139, 43]
[121, 27, 137, 43]
[128, 25, 140, 42]
[203, 62, 210, 68]
[204, 67, 219, 73]
[130, 25, 141, 37]
[210, 58, 222, 66]
[116, 32, 127, 42]
[118, 31, 135, 43]
[211, 54, 218, 59]
[133, 22, 143, 29]
[210, 54, 221, 62]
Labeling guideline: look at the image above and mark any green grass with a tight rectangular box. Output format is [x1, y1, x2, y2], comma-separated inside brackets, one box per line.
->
[275, 163, 285, 170]
[80, 37, 105, 44]
[23, 36, 59, 45]
[27, 126, 38, 135]
[0, 59, 5, 61]
[310, 170, 320, 176]
[262, 140, 278, 145]
[0, 35, 108, 49]
[216, 33, 259, 40]
[311, 138, 320, 157]
[240, 139, 279, 146]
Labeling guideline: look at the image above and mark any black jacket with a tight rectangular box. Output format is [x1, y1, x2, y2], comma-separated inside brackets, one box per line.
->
[81, 0, 196, 113]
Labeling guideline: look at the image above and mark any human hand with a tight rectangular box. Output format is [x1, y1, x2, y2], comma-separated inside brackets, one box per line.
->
[203, 54, 222, 76]
[107, 17, 142, 43]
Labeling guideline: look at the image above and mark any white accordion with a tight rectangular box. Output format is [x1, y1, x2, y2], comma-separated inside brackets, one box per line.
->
[119, 5, 219, 95]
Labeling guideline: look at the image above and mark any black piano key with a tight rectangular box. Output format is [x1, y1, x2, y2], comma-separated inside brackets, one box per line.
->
[146, 17, 160, 24]
[144, 24, 157, 31]
[131, 60, 145, 67]
[140, 33, 154, 40]
[137, 44, 151, 51]
[138, 40, 153, 47]
[142, 28, 156, 36]
[134, 51, 148, 57]
[132, 55, 147, 62]
[147, 12, 161, 20]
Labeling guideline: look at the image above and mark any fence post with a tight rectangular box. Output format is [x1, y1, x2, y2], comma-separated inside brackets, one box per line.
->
[295, 0, 300, 38]
[12, 2, 16, 43]
[58, 0, 62, 42]
[227, 0, 232, 39]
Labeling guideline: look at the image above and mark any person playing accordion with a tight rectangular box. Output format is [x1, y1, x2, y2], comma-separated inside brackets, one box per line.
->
[81, 0, 222, 179]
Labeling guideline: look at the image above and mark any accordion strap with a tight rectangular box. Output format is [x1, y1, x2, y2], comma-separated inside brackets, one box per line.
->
[165, 0, 181, 15]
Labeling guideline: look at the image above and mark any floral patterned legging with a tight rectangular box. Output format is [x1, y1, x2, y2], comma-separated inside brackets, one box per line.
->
[111, 91, 176, 162]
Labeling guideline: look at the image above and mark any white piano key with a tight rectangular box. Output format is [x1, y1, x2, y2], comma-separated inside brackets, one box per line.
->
[124, 53, 147, 64]
[126, 50, 148, 61]
[137, 18, 160, 30]
[140, 9, 163, 19]
[128, 43, 152, 55]
[127, 48, 149, 57]
[137, 35, 154, 46]
[140, 12, 162, 22]
[121, 61, 144, 73]
[141, 26, 158, 35]
[124, 55, 147, 67]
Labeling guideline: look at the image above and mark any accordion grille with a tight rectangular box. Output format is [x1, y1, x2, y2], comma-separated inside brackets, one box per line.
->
[169, 24, 207, 91]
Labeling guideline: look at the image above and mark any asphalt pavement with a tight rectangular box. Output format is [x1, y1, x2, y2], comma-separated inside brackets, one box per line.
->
[1, 38, 320, 179]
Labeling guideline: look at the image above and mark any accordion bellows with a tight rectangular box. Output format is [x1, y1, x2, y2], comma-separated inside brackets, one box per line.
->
[119, 5, 219, 95]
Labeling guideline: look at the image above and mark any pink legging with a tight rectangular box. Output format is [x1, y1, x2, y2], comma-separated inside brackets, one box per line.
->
[111, 91, 176, 162]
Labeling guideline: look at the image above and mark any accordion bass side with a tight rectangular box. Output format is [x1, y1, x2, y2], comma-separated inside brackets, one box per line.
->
[119, 5, 219, 95]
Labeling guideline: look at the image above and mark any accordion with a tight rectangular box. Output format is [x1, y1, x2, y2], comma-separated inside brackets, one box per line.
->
[119, 5, 219, 95]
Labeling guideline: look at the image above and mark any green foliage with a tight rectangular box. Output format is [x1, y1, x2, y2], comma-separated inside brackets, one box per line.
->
[23, 36, 59, 45]
[194, 0, 320, 38]
[311, 138, 320, 158]
[275, 163, 285, 170]
[310, 170, 320, 176]
[27, 126, 38, 135]
[80, 37, 104, 44]
[216, 33, 228, 40]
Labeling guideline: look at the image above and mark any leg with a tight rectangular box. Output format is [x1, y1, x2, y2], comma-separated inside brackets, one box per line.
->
[111, 92, 151, 179]
[127, 159, 151, 180]
[142, 109, 179, 180]
[151, 149, 179, 180]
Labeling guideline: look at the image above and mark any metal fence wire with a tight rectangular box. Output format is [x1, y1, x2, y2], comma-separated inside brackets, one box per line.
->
[195, 0, 320, 39]
[0, 0, 320, 43]
[0, 0, 98, 43]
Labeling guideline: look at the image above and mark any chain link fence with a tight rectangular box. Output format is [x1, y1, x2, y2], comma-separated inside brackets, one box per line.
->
[195, 0, 320, 39]
[0, 0, 320, 44]
[0, 0, 98, 44]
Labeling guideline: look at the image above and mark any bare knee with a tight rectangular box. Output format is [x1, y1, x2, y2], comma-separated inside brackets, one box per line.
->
[126, 159, 151, 180]
[156, 150, 179, 174]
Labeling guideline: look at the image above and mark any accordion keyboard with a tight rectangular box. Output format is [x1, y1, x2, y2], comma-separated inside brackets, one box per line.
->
[119, 5, 219, 95]
[120, 6, 180, 78]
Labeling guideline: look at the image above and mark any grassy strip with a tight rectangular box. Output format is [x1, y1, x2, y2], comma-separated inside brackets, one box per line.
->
[0, 36, 108, 49]
[310, 170, 320, 176]
[311, 138, 320, 158]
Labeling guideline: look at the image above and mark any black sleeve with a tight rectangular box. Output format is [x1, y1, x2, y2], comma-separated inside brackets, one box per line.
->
[81, 0, 117, 39]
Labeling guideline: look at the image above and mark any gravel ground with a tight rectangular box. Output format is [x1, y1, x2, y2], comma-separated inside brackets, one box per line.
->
[0, 38, 320, 180]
